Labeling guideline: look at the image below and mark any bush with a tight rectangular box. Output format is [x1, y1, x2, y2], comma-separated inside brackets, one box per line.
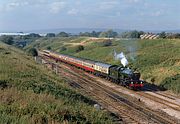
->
[160, 74, 180, 93]
[47, 46, 51, 50]
[0, 80, 9, 89]
[76, 45, 84, 52]
[0, 36, 14, 45]
[28, 48, 38, 57]
[60, 47, 67, 52]
[102, 40, 112, 47]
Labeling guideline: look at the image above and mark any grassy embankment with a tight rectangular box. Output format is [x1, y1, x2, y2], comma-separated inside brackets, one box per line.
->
[25, 37, 180, 94]
[0, 42, 114, 124]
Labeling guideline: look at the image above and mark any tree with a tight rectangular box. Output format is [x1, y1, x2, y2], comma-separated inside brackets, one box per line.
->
[174, 33, 180, 38]
[46, 33, 55, 37]
[0, 35, 14, 45]
[28, 48, 38, 57]
[57, 32, 69, 37]
[79, 31, 101, 37]
[120, 30, 144, 38]
[99, 32, 108, 38]
[107, 29, 118, 38]
[91, 31, 97, 37]
[28, 33, 41, 38]
[79, 32, 91, 37]
[139, 31, 145, 36]
[99, 30, 118, 38]
[130, 30, 140, 38]
[159, 32, 166, 39]
[90, 31, 99, 37]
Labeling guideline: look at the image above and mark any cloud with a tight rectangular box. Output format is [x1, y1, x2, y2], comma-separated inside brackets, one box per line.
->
[50, 1, 66, 14]
[6, 2, 19, 11]
[127, 0, 141, 3]
[67, 9, 78, 15]
[99, 1, 118, 10]
[151, 10, 164, 17]
[0, 0, 67, 13]
[1, 1, 29, 11]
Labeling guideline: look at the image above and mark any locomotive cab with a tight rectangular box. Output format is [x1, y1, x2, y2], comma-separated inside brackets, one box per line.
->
[121, 68, 143, 89]
[109, 65, 143, 89]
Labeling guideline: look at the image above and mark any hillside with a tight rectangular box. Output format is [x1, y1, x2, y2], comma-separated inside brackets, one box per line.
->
[25, 37, 180, 94]
[0, 42, 114, 123]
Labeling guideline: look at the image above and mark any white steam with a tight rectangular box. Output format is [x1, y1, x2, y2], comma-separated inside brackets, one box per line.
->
[114, 50, 128, 67]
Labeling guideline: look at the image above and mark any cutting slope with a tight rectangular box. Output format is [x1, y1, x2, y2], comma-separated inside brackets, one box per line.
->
[0, 42, 113, 124]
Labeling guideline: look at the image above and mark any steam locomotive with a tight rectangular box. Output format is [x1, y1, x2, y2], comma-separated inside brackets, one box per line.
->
[39, 50, 143, 89]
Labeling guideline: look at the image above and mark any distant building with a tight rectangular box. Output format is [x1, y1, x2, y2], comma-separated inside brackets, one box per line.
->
[0, 32, 45, 36]
[0, 32, 30, 36]
[140, 34, 159, 39]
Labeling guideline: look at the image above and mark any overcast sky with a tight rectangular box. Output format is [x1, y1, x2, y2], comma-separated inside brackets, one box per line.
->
[0, 0, 180, 32]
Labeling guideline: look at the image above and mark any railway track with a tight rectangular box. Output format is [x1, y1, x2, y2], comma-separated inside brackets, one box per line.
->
[80, 68, 180, 114]
[41, 57, 151, 123]
[60, 66, 155, 123]
[64, 65, 178, 124]
[40, 56, 179, 124]
[142, 87, 180, 100]
[44, 62, 140, 123]
[136, 91, 180, 111]
[156, 92, 180, 100]
[69, 64, 180, 114]
[64, 78, 140, 124]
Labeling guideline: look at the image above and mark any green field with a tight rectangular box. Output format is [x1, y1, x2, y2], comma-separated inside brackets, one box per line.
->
[25, 37, 180, 93]
[0, 42, 114, 124]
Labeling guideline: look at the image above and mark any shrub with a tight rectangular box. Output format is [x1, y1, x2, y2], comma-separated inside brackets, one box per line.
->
[76, 45, 84, 52]
[5, 51, 11, 54]
[160, 74, 180, 93]
[102, 40, 112, 47]
[60, 47, 67, 52]
[28, 48, 38, 57]
[0, 35, 14, 45]
[47, 46, 51, 50]
[0, 80, 9, 89]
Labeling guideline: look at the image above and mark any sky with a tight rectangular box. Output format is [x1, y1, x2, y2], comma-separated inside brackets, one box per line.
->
[0, 0, 180, 32]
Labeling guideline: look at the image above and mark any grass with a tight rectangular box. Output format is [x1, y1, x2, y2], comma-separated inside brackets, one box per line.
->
[0, 42, 114, 124]
[25, 37, 180, 94]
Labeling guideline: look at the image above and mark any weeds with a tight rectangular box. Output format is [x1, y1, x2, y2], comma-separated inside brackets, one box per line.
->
[0, 42, 114, 124]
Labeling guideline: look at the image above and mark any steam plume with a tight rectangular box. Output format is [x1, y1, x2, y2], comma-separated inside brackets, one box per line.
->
[114, 49, 128, 67]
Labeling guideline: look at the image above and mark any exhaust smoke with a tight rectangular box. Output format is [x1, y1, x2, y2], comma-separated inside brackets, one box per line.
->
[114, 50, 128, 67]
